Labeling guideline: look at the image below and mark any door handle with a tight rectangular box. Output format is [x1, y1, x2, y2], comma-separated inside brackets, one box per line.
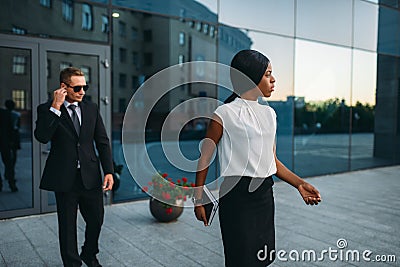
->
[101, 96, 109, 105]
[101, 59, 109, 68]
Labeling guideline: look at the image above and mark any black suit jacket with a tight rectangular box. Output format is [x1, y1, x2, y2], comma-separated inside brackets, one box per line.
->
[34, 100, 114, 192]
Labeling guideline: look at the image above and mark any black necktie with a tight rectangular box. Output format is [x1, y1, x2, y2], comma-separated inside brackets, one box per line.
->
[68, 104, 80, 136]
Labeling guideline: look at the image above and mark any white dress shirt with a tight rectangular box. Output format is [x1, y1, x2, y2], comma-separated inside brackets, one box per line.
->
[49, 101, 82, 168]
[214, 97, 277, 178]
[50, 101, 81, 125]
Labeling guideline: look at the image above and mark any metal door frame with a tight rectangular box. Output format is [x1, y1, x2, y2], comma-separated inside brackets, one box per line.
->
[0, 33, 111, 217]
[0, 34, 40, 219]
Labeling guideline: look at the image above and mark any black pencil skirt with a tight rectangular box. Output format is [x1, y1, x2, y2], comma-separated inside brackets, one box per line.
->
[219, 176, 275, 267]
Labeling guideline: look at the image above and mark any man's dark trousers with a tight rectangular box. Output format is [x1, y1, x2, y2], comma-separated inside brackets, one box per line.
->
[55, 170, 104, 266]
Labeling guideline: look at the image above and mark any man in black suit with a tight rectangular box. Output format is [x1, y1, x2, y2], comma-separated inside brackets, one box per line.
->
[34, 67, 114, 267]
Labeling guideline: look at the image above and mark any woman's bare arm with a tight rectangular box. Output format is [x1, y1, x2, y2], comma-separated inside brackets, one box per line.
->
[274, 152, 322, 205]
[194, 115, 223, 225]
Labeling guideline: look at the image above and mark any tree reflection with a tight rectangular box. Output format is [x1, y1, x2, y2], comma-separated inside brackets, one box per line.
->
[295, 98, 374, 134]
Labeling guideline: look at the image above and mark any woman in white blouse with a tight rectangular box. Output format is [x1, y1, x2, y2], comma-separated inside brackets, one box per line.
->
[194, 50, 321, 267]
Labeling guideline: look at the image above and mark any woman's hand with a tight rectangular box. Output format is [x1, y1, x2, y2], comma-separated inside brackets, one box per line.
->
[194, 206, 208, 226]
[298, 182, 321, 205]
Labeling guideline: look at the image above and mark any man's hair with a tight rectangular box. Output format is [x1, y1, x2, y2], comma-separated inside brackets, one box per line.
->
[60, 67, 85, 84]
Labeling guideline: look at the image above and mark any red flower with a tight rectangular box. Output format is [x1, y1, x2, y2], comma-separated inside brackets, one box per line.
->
[142, 186, 148, 192]
[166, 207, 173, 214]
[183, 196, 187, 201]
[190, 182, 195, 187]
[150, 172, 195, 205]
[162, 192, 171, 200]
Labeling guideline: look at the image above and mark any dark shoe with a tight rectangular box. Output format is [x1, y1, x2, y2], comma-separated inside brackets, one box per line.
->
[80, 254, 102, 267]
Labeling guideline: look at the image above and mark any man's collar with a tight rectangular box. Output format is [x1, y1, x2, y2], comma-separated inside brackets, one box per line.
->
[64, 101, 79, 107]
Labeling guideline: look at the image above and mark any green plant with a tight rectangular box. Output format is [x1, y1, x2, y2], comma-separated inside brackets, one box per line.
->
[142, 172, 195, 211]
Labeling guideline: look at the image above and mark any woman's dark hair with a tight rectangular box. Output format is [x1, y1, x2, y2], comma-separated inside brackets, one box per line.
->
[225, 49, 270, 103]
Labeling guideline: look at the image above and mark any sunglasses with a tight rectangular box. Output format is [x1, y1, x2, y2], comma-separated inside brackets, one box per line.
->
[64, 83, 89, 92]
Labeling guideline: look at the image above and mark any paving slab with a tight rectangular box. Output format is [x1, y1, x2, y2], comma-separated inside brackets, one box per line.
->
[0, 166, 399, 266]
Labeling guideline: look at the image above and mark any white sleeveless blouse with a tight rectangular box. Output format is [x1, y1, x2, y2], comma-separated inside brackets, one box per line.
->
[214, 98, 277, 178]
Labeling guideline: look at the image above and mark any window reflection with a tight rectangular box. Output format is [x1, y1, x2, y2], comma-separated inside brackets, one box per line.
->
[0, 47, 33, 211]
[351, 50, 379, 170]
[12, 90, 26, 110]
[295, 40, 352, 104]
[12, 27, 27, 35]
[111, 10, 218, 202]
[296, 0, 352, 46]
[12, 56, 27, 74]
[294, 40, 352, 176]
[0, 0, 108, 42]
[179, 32, 185, 45]
[110, 0, 218, 23]
[101, 15, 109, 33]
[82, 3, 93, 31]
[219, 0, 295, 36]
[352, 50, 377, 107]
[62, 0, 73, 23]
[119, 21, 126, 37]
[354, 0, 378, 51]
[40, 0, 52, 8]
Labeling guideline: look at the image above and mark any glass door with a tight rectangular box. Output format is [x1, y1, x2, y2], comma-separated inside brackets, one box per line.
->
[0, 34, 110, 219]
[39, 39, 111, 213]
[0, 34, 40, 219]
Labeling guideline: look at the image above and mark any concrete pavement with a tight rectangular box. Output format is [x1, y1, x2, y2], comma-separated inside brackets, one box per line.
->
[0, 165, 399, 266]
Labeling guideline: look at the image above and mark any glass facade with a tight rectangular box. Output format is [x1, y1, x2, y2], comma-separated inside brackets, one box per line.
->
[0, 0, 399, 218]
[0, 47, 33, 211]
